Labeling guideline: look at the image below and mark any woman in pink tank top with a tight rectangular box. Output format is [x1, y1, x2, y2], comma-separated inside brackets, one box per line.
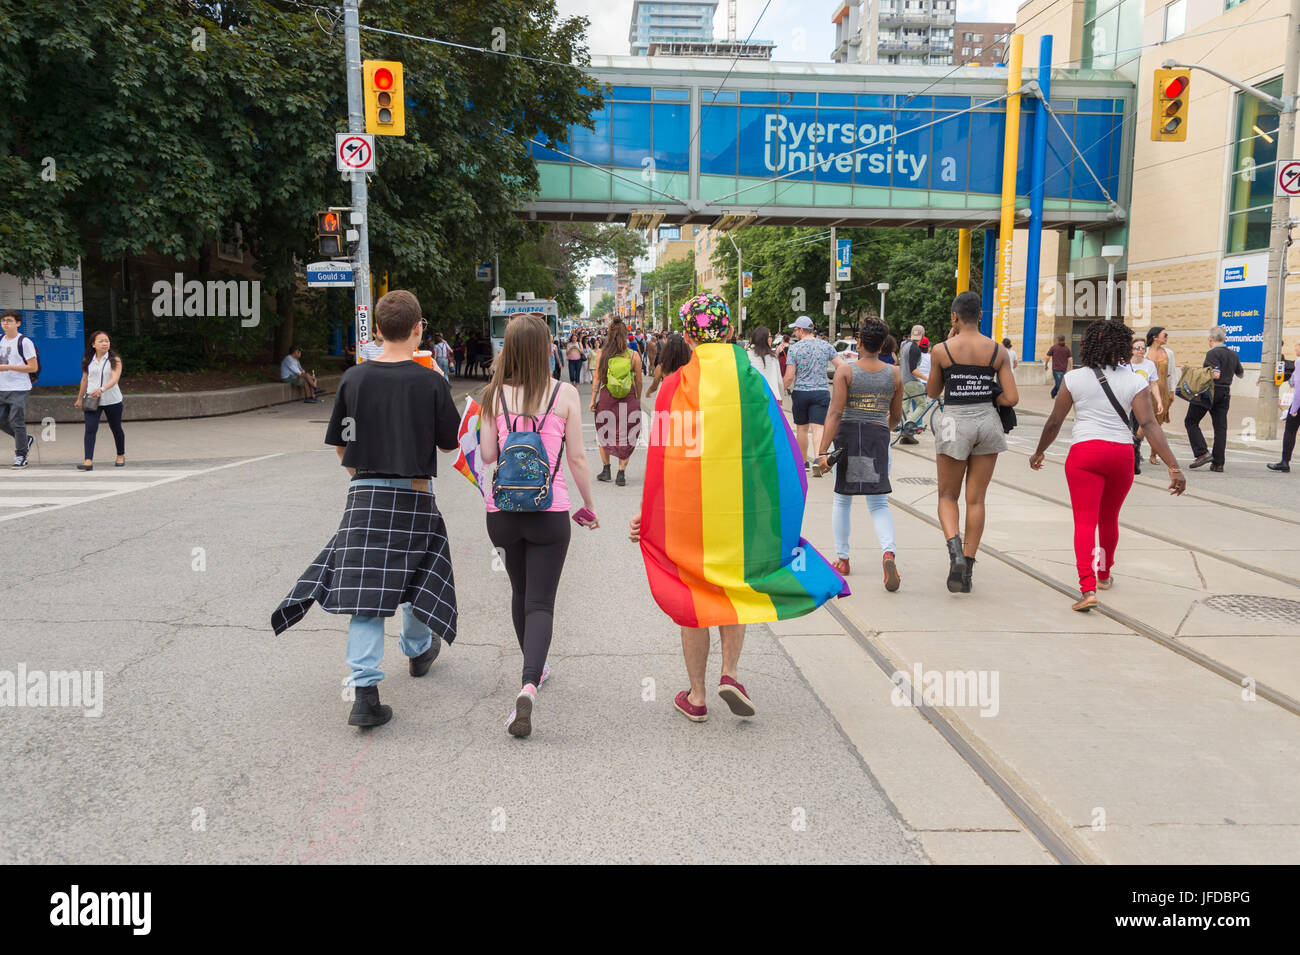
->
[478, 314, 599, 738]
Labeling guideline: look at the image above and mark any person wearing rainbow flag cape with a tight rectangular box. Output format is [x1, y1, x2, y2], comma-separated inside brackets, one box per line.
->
[629, 292, 849, 723]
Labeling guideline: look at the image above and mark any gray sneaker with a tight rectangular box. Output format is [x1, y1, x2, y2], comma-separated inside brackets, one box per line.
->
[13, 455, 29, 469]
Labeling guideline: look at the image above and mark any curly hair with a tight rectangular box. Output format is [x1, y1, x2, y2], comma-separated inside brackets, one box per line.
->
[1078, 320, 1133, 369]
[856, 319, 889, 352]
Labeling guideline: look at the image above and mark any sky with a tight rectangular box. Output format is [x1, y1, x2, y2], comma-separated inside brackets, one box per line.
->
[555, 0, 1020, 62]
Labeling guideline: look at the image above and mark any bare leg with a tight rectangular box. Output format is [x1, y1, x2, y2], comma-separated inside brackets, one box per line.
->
[935, 453, 968, 540]
[599, 447, 611, 467]
[808, 423, 824, 461]
[796, 424, 810, 462]
[962, 453, 999, 556]
[719, 624, 745, 680]
[681, 627, 710, 707]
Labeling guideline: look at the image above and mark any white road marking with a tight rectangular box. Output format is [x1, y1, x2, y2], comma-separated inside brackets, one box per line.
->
[0, 454, 283, 522]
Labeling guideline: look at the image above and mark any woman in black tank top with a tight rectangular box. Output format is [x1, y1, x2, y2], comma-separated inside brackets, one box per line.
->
[925, 292, 1020, 593]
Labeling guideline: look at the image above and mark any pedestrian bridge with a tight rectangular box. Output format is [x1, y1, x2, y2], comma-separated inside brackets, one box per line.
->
[522, 56, 1133, 231]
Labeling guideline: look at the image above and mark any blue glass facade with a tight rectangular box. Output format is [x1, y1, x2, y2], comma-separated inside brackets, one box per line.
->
[530, 86, 1125, 206]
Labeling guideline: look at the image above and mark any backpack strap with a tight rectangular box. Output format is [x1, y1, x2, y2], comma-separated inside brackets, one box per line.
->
[988, 341, 1000, 369]
[498, 387, 519, 433]
[541, 383, 567, 490]
[1092, 367, 1134, 428]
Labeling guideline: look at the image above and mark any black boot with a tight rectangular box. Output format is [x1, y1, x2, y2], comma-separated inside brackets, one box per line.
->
[961, 556, 976, 593]
[348, 685, 392, 727]
[945, 536, 966, 593]
[597, 464, 612, 482]
[409, 638, 441, 677]
[615, 469, 626, 486]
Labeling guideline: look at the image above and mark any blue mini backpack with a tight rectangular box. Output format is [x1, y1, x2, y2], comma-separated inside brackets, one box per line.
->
[491, 383, 566, 511]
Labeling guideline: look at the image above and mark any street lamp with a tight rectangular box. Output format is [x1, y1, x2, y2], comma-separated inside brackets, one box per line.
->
[877, 282, 890, 325]
[1101, 245, 1124, 323]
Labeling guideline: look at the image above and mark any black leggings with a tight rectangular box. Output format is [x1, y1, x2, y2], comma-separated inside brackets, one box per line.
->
[1283, 411, 1300, 464]
[485, 511, 571, 687]
[84, 404, 125, 460]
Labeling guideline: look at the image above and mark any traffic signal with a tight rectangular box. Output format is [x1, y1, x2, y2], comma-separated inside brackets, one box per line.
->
[317, 210, 343, 257]
[1151, 69, 1190, 142]
[363, 60, 405, 136]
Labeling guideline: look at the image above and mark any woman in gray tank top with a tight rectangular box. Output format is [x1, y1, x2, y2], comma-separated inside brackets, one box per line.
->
[816, 319, 904, 592]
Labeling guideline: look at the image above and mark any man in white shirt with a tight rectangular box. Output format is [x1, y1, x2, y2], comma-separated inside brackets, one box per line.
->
[357, 334, 384, 362]
[280, 346, 320, 403]
[0, 309, 39, 468]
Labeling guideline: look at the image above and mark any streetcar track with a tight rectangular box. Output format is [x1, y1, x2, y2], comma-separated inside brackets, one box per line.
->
[896, 444, 1300, 590]
[822, 600, 1091, 865]
[881, 490, 1300, 719]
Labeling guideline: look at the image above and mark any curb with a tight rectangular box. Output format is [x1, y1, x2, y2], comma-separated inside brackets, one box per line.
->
[28, 374, 344, 424]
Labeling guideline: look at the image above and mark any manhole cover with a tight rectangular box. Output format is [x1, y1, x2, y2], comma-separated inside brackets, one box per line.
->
[1202, 594, 1300, 624]
[896, 476, 937, 485]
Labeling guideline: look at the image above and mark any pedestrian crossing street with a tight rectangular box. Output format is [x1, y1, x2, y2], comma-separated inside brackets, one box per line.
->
[0, 455, 281, 522]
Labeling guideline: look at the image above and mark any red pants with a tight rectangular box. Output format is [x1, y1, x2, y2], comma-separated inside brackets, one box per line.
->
[1064, 440, 1135, 594]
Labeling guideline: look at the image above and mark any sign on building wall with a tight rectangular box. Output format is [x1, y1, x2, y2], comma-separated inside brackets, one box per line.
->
[1217, 252, 1267, 362]
[0, 265, 85, 386]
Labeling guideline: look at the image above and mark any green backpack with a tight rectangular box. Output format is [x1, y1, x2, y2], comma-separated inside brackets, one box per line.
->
[605, 351, 633, 399]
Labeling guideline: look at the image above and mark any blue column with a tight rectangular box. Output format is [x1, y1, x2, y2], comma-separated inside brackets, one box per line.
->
[1022, 34, 1053, 363]
[980, 229, 997, 336]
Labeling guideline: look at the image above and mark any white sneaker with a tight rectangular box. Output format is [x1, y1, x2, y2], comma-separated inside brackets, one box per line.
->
[12, 455, 28, 469]
[539, 663, 551, 688]
[506, 685, 537, 738]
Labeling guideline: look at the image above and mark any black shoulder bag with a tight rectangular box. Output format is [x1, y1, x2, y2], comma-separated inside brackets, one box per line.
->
[988, 343, 1016, 434]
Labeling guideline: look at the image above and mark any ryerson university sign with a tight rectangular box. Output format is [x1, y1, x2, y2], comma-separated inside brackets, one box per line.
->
[761, 114, 939, 183]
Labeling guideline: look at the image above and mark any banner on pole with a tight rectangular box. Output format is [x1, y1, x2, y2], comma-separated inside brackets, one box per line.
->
[836, 239, 851, 281]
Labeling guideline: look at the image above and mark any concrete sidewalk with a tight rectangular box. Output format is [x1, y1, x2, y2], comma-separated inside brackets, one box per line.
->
[774, 437, 1300, 863]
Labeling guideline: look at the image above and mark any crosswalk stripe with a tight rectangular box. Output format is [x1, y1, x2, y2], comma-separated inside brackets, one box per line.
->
[0, 469, 200, 479]
[0, 455, 282, 522]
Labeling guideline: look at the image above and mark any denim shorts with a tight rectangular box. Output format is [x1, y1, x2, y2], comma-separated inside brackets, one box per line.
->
[791, 389, 831, 426]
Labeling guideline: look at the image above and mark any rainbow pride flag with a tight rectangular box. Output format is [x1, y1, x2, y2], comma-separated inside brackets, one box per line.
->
[453, 397, 483, 495]
[639, 343, 848, 628]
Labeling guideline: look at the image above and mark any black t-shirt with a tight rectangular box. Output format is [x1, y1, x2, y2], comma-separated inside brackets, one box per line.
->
[1203, 345, 1244, 391]
[325, 360, 460, 478]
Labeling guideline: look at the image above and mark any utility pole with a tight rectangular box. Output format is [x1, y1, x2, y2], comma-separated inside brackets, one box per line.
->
[829, 226, 838, 340]
[1261, 3, 1300, 440]
[1167, 5, 1300, 439]
[343, 0, 371, 357]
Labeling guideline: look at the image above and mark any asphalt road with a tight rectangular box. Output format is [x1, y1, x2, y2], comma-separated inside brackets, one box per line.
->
[0, 393, 922, 865]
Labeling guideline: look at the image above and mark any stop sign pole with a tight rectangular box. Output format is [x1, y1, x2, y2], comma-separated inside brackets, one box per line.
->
[343, 0, 372, 358]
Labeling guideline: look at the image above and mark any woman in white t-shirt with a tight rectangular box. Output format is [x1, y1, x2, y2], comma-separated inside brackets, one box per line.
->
[745, 326, 784, 403]
[1029, 321, 1185, 612]
[75, 330, 125, 470]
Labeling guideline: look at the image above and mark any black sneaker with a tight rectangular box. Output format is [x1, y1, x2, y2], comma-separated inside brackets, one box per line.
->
[615, 470, 626, 486]
[1268, 461, 1291, 472]
[25, 435, 34, 455]
[409, 639, 441, 677]
[12, 455, 29, 470]
[347, 685, 392, 727]
[597, 464, 612, 482]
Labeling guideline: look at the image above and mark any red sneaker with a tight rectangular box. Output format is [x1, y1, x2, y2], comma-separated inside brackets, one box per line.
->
[674, 690, 708, 722]
[717, 675, 755, 717]
[832, 557, 851, 576]
[883, 551, 900, 592]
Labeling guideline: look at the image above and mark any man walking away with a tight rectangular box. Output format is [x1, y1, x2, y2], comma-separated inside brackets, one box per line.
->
[1186, 326, 1243, 473]
[1045, 335, 1072, 398]
[0, 309, 38, 469]
[898, 324, 927, 444]
[783, 316, 844, 474]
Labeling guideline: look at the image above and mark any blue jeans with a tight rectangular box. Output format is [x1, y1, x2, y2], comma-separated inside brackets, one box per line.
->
[832, 491, 896, 559]
[344, 478, 435, 687]
[1051, 370, 1065, 397]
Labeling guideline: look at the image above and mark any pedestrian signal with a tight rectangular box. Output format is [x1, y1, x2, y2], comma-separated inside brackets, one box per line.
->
[317, 211, 343, 257]
[1151, 69, 1190, 142]
[364, 60, 405, 136]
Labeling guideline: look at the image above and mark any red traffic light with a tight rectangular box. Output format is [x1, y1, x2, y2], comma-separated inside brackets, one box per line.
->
[373, 68, 394, 91]
[1164, 75, 1188, 99]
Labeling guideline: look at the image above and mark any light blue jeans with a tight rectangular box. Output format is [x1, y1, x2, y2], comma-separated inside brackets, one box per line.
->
[832, 492, 896, 560]
[345, 478, 434, 687]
